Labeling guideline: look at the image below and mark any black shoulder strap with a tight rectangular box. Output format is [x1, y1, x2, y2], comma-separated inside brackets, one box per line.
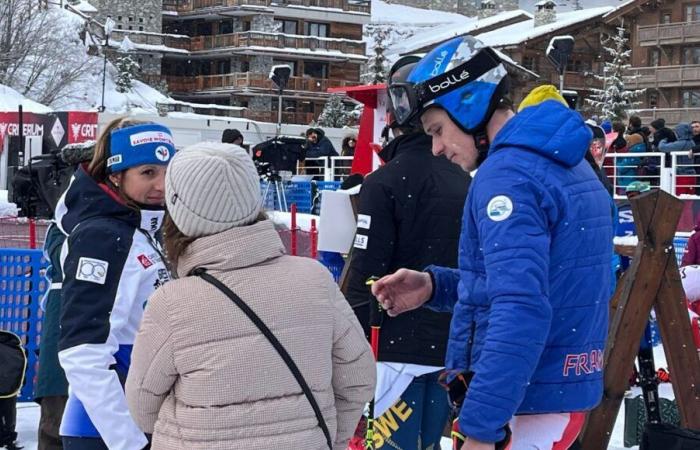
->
[192, 268, 333, 450]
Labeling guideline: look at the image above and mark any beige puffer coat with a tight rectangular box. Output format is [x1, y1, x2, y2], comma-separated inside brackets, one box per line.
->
[125, 220, 375, 450]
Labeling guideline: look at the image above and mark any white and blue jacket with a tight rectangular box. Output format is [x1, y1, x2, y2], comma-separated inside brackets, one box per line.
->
[427, 100, 613, 443]
[55, 167, 170, 449]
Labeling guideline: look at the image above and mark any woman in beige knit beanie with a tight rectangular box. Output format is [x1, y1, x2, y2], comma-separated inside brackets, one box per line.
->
[125, 142, 376, 450]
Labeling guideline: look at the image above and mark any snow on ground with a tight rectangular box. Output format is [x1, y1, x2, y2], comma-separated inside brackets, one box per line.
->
[371, 0, 469, 25]
[15, 339, 672, 450]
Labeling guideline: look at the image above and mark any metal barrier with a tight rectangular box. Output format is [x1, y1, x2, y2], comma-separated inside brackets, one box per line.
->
[330, 156, 353, 181]
[297, 157, 353, 182]
[603, 152, 668, 199]
[0, 249, 48, 401]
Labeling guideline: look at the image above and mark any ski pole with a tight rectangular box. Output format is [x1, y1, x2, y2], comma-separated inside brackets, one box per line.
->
[365, 276, 383, 450]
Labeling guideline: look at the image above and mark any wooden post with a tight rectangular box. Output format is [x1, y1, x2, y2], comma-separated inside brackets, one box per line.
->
[579, 189, 700, 449]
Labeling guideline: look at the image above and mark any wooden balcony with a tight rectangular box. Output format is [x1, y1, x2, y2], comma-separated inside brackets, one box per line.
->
[626, 65, 700, 89]
[164, 31, 365, 56]
[636, 108, 700, 126]
[638, 21, 700, 47]
[162, 0, 368, 13]
[164, 73, 360, 94]
[277, 0, 370, 14]
[163, 0, 271, 13]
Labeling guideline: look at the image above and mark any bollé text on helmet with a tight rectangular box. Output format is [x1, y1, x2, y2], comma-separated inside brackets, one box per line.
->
[428, 70, 470, 94]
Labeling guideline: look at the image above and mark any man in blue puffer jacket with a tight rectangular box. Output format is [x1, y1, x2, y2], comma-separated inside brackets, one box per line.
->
[374, 36, 613, 450]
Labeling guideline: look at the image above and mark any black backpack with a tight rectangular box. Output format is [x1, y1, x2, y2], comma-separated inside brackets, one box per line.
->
[0, 331, 26, 398]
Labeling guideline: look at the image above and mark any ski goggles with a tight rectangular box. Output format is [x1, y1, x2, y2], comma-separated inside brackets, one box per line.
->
[387, 47, 503, 126]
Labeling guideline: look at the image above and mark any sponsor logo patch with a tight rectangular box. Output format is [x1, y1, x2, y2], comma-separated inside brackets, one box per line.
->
[137, 254, 153, 269]
[486, 195, 513, 222]
[76, 257, 108, 284]
[107, 154, 122, 167]
[357, 214, 371, 229]
[354, 234, 368, 250]
[129, 131, 174, 146]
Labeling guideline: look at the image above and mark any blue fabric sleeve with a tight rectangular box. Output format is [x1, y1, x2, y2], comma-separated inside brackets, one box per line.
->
[458, 167, 555, 443]
[424, 265, 460, 313]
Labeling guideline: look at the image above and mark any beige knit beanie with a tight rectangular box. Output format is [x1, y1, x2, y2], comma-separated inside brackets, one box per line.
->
[165, 142, 261, 237]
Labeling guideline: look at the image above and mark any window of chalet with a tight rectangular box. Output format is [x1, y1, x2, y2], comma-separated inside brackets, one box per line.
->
[303, 61, 328, 78]
[683, 89, 700, 107]
[522, 56, 538, 72]
[648, 91, 658, 108]
[275, 19, 298, 35]
[220, 20, 233, 34]
[661, 11, 672, 24]
[649, 48, 660, 66]
[683, 46, 700, 65]
[217, 60, 231, 74]
[305, 22, 328, 38]
[196, 22, 213, 36]
[686, 4, 700, 22]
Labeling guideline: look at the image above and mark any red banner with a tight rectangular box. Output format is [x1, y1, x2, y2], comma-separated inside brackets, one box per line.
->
[66, 111, 98, 144]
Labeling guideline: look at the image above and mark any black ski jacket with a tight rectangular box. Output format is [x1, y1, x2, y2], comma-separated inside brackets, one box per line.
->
[343, 132, 470, 366]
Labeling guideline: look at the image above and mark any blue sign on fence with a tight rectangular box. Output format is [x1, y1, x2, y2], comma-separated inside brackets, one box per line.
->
[0, 249, 48, 401]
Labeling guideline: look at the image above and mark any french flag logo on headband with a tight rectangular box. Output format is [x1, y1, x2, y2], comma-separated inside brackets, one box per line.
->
[108, 123, 175, 173]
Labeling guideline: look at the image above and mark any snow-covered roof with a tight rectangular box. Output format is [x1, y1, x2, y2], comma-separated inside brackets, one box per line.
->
[389, 9, 533, 55]
[477, 6, 615, 47]
[0, 84, 52, 113]
[371, 0, 469, 26]
[106, 38, 190, 55]
[71, 0, 97, 13]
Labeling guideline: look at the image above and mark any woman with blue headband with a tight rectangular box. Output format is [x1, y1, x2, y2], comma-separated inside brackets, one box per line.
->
[54, 118, 175, 450]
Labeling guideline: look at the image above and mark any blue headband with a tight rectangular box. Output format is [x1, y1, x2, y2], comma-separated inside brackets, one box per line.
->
[107, 123, 175, 173]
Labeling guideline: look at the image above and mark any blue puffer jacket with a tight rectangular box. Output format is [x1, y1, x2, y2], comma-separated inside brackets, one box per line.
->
[427, 100, 613, 443]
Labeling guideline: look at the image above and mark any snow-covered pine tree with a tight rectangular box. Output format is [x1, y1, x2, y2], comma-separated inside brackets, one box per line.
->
[317, 94, 351, 128]
[585, 25, 645, 121]
[362, 25, 391, 85]
[115, 55, 140, 93]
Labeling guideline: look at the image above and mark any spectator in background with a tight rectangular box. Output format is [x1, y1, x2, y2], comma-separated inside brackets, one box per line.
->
[682, 217, 700, 267]
[627, 115, 646, 140]
[610, 121, 627, 152]
[586, 121, 613, 196]
[305, 127, 338, 158]
[649, 118, 676, 151]
[691, 120, 700, 146]
[341, 135, 357, 157]
[659, 123, 696, 195]
[221, 128, 244, 146]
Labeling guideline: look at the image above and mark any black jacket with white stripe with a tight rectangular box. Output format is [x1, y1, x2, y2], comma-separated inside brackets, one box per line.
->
[343, 132, 470, 367]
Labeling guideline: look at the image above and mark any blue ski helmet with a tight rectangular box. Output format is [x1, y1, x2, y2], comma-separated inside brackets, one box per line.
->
[388, 35, 510, 134]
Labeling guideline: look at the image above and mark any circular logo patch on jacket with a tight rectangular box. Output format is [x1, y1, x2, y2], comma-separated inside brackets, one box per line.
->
[487, 195, 513, 222]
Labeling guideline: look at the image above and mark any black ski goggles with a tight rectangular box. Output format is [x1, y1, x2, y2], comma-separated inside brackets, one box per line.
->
[387, 47, 503, 126]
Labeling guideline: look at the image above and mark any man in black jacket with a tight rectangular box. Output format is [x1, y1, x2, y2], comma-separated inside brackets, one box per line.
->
[343, 57, 470, 449]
